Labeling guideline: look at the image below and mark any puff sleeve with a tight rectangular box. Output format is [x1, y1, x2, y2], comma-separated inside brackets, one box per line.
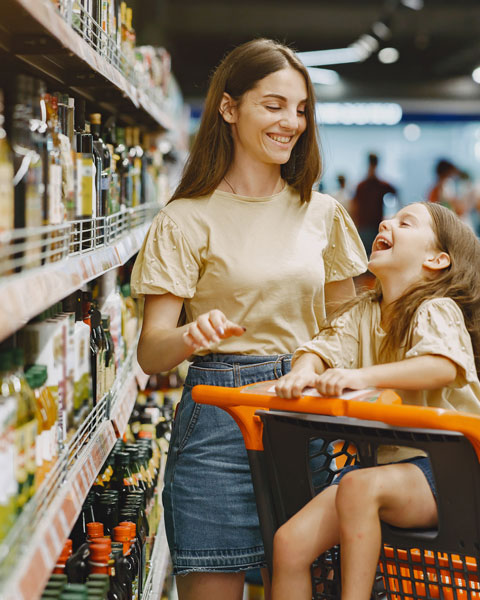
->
[405, 298, 478, 388]
[292, 304, 362, 369]
[323, 201, 367, 282]
[130, 212, 200, 298]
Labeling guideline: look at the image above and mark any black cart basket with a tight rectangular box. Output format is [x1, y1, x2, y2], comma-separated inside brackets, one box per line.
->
[192, 381, 480, 600]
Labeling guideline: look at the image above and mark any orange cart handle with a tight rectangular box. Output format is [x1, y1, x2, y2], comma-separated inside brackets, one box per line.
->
[192, 381, 480, 458]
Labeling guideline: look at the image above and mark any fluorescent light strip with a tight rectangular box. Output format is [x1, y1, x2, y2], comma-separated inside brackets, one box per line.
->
[297, 47, 364, 67]
[307, 67, 340, 85]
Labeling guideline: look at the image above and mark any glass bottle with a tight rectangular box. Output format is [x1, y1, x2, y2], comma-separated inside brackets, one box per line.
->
[0, 88, 14, 235]
[0, 351, 18, 540]
[11, 347, 37, 507]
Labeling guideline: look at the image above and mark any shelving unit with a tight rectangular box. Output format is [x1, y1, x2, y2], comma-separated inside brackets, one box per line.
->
[0, 0, 175, 129]
[0, 204, 157, 343]
[0, 1, 178, 597]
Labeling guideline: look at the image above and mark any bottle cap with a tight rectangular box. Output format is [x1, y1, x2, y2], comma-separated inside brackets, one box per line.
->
[89, 113, 102, 125]
[89, 544, 110, 562]
[119, 521, 136, 537]
[112, 525, 130, 542]
[86, 522, 104, 538]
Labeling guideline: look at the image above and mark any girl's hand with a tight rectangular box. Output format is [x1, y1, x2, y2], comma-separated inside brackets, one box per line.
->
[183, 309, 246, 351]
[275, 368, 321, 399]
[314, 368, 370, 397]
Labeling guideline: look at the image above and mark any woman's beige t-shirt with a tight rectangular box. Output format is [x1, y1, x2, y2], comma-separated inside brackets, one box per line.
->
[130, 185, 367, 356]
[293, 297, 480, 463]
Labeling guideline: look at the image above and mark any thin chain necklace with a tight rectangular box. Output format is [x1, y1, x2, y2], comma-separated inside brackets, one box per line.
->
[223, 176, 285, 196]
[223, 176, 236, 194]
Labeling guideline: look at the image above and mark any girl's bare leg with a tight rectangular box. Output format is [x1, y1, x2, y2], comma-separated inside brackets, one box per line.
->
[272, 485, 340, 600]
[336, 462, 438, 600]
[176, 572, 245, 600]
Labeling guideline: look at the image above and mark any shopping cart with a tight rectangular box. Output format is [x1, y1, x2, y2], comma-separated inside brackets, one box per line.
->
[192, 381, 480, 599]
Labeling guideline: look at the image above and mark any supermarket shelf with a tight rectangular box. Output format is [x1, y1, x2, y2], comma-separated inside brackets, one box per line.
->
[143, 520, 170, 600]
[0, 219, 150, 343]
[110, 347, 141, 438]
[0, 338, 150, 600]
[0, 0, 173, 129]
[0, 418, 117, 600]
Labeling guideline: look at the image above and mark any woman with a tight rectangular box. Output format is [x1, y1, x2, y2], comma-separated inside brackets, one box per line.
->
[131, 38, 367, 600]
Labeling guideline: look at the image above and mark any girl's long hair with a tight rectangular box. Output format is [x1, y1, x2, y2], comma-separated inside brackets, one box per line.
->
[326, 203, 480, 376]
[170, 38, 321, 203]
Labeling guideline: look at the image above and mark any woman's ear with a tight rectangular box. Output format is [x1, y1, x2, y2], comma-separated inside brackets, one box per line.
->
[424, 251, 451, 271]
[219, 93, 237, 124]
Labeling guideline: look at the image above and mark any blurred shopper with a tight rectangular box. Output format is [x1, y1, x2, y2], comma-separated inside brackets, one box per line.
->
[427, 158, 458, 210]
[331, 173, 352, 213]
[351, 153, 396, 255]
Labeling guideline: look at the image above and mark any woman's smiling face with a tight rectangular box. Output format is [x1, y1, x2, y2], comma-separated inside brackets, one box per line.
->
[227, 66, 308, 166]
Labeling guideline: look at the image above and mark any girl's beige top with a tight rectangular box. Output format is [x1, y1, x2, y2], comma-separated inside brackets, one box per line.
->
[294, 296, 480, 463]
[131, 185, 367, 356]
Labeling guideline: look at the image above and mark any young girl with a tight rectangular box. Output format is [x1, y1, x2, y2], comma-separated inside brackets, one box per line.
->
[272, 201, 480, 600]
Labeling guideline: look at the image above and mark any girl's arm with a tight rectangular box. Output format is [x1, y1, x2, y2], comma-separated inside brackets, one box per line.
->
[137, 293, 245, 374]
[275, 352, 328, 398]
[324, 278, 356, 316]
[314, 354, 458, 397]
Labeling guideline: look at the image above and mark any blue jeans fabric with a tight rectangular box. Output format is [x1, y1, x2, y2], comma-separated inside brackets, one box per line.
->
[162, 353, 292, 575]
[331, 456, 437, 498]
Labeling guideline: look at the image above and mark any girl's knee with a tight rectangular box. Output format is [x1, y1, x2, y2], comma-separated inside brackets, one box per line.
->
[335, 469, 379, 514]
[273, 522, 305, 570]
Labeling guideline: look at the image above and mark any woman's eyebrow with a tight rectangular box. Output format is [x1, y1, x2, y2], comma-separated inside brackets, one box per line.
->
[262, 93, 307, 103]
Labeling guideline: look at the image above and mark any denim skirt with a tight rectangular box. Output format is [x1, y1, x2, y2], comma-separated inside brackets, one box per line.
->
[162, 353, 292, 575]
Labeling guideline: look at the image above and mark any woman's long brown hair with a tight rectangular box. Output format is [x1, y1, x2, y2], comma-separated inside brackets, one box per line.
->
[325, 203, 480, 377]
[170, 38, 321, 203]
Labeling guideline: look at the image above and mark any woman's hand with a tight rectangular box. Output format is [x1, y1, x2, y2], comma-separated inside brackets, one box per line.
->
[183, 309, 246, 351]
[314, 368, 370, 397]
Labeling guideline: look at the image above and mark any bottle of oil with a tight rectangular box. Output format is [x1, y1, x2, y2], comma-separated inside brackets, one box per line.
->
[0, 351, 18, 540]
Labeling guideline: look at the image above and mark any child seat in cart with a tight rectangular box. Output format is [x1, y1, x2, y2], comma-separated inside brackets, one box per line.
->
[192, 381, 480, 600]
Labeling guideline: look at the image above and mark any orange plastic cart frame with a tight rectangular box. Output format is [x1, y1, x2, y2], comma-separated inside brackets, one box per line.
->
[192, 381, 480, 600]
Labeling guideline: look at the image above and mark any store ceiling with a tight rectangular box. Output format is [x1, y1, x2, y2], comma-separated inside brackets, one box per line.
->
[135, 0, 480, 107]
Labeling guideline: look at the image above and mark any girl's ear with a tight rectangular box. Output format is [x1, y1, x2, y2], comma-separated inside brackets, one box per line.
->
[424, 251, 451, 271]
[219, 93, 237, 124]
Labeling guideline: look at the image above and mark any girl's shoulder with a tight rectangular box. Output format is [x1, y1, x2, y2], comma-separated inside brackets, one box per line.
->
[413, 297, 465, 325]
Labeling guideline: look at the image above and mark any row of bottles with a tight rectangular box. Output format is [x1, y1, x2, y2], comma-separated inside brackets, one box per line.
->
[0, 74, 169, 249]
[0, 267, 142, 541]
[41, 385, 177, 599]
[53, 0, 137, 77]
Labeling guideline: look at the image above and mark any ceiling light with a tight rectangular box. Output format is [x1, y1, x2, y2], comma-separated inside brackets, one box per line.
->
[372, 21, 391, 41]
[315, 102, 402, 126]
[356, 34, 379, 53]
[403, 124, 421, 142]
[297, 47, 364, 67]
[378, 47, 399, 64]
[307, 67, 340, 85]
[472, 67, 480, 84]
[401, 0, 424, 9]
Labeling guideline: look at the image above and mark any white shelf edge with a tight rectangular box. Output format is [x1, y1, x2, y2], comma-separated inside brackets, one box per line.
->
[1, 420, 117, 600]
[0, 223, 149, 343]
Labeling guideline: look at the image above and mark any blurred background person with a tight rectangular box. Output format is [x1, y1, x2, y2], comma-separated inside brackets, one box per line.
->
[427, 158, 459, 210]
[351, 152, 396, 255]
[331, 173, 352, 213]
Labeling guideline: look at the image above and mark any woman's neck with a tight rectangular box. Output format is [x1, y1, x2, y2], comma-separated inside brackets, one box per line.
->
[221, 156, 284, 197]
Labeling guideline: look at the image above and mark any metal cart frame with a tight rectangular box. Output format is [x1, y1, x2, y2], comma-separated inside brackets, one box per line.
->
[192, 382, 480, 599]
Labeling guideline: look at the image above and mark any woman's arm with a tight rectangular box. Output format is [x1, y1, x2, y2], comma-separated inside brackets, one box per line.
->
[137, 293, 245, 374]
[313, 355, 458, 397]
[324, 278, 356, 316]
